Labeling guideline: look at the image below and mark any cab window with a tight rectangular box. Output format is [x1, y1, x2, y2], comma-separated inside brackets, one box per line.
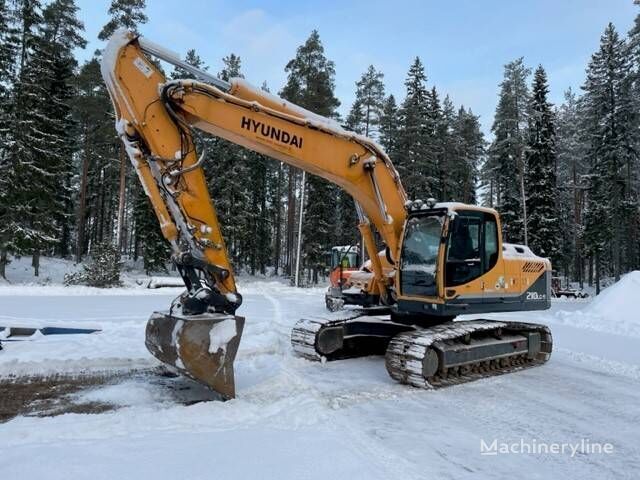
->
[445, 211, 500, 287]
[484, 214, 499, 273]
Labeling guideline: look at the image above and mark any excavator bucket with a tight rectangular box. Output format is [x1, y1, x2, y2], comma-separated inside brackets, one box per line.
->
[145, 312, 245, 399]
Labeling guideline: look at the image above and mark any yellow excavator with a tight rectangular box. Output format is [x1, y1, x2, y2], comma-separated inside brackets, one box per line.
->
[101, 30, 552, 399]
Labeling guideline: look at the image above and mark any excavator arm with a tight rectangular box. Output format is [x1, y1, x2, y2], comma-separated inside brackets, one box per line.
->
[101, 30, 407, 397]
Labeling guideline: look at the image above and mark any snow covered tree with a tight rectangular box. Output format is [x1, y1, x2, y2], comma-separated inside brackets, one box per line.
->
[65, 241, 122, 287]
[555, 89, 588, 284]
[485, 58, 530, 243]
[525, 65, 560, 263]
[2, 0, 61, 275]
[38, 0, 86, 259]
[581, 23, 635, 288]
[626, 3, 640, 275]
[0, 0, 19, 278]
[280, 30, 341, 282]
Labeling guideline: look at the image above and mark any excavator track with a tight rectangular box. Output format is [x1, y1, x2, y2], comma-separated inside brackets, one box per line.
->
[385, 320, 552, 389]
[291, 314, 412, 362]
[292, 317, 552, 388]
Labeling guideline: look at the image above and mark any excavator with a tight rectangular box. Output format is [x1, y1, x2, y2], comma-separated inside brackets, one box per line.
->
[101, 30, 553, 399]
[324, 245, 394, 312]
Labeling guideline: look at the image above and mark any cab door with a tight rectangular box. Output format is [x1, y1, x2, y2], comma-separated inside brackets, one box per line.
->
[478, 212, 506, 303]
[443, 210, 504, 304]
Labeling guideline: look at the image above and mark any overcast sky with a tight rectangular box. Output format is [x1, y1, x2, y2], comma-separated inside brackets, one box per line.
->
[76, 0, 638, 136]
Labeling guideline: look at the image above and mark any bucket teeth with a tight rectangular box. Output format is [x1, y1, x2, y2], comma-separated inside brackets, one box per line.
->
[145, 312, 245, 399]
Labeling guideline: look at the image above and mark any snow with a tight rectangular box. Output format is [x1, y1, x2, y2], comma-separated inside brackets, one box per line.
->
[208, 319, 237, 355]
[553, 270, 640, 339]
[502, 242, 548, 263]
[0, 266, 639, 479]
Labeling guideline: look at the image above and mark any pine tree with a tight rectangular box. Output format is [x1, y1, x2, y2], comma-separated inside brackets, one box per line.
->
[280, 31, 341, 282]
[98, 0, 148, 253]
[525, 66, 561, 263]
[486, 58, 530, 243]
[345, 65, 385, 137]
[98, 0, 147, 40]
[72, 55, 120, 261]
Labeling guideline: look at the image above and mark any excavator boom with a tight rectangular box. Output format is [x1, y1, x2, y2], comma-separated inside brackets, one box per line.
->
[101, 30, 407, 397]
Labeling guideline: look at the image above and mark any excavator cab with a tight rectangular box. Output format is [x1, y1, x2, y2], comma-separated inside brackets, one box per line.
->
[396, 203, 503, 318]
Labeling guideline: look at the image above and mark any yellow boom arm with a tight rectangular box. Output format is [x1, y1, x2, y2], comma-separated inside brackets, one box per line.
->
[101, 31, 407, 305]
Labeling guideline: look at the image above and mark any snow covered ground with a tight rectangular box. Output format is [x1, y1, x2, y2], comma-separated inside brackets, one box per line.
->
[1, 270, 639, 479]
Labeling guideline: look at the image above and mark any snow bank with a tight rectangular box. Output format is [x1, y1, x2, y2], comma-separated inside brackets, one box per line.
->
[585, 270, 640, 321]
[554, 271, 640, 338]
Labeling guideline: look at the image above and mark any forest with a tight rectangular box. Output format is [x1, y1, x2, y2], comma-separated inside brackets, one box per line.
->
[0, 0, 638, 294]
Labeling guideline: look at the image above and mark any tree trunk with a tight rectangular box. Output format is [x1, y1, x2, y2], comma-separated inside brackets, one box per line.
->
[0, 248, 7, 279]
[32, 250, 40, 277]
[595, 251, 600, 295]
[519, 153, 528, 246]
[116, 144, 127, 251]
[273, 163, 283, 275]
[76, 136, 90, 263]
[286, 166, 297, 275]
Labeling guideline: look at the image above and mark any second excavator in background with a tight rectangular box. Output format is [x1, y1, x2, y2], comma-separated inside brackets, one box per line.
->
[101, 30, 553, 399]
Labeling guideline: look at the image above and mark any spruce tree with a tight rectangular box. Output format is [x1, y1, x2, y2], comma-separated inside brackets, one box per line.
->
[626, 2, 640, 273]
[581, 24, 635, 287]
[396, 57, 433, 199]
[525, 66, 560, 263]
[555, 89, 588, 283]
[378, 94, 399, 158]
[486, 58, 530, 243]
[3, 0, 57, 275]
[451, 107, 484, 204]
[0, 0, 18, 278]
[39, 0, 86, 258]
